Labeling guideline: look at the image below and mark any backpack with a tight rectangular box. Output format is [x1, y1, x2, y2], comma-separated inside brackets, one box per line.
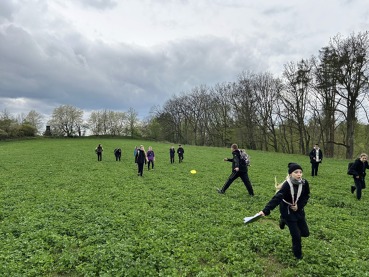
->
[347, 162, 354, 175]
[239, 149, 250, 166]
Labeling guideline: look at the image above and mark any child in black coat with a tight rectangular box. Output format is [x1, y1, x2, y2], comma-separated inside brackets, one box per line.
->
[258, 163, 310, 259]
[348, 153, 369, 200]
[114, 148, 122, 161]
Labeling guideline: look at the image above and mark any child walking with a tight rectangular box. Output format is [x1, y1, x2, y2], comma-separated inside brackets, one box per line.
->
[348, 153, 369, 200]
[135, 145, 148, 176]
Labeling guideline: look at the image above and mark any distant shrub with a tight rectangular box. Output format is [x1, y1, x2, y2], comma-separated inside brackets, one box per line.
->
[0, 128, 8, 139]
[19, 124, 37, 137]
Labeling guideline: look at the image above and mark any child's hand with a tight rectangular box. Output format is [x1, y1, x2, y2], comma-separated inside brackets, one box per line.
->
[291, 204, 298, 211]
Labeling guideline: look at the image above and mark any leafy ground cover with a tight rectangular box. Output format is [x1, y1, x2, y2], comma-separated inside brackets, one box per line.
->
[0, 138, 368, 276]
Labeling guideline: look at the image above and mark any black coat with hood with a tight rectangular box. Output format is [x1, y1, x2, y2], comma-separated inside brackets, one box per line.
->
[225, 149, 248, 172]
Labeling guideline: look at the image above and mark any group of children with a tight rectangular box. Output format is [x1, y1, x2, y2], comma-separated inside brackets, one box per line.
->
[95, 141, 368, 260]
[94, 144, 185, 177]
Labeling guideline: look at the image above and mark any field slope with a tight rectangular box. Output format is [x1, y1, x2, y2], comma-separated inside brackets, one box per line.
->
[0, 138, 368, 276]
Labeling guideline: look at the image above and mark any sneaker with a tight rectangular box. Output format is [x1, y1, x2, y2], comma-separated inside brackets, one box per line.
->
[279, 218, 286, 229]
[217, 188, 225, 194]
[351, 186, 356, 194]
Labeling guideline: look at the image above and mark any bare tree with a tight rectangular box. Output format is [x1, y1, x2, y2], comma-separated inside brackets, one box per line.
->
[253, 72, 283, 151]
[88, 110, 103, 135]
[155, 97, 184, 143]
[230, 72, 258, 149]
[24, 110, 44, 134]
[127, 107, 139, 137]
[48, 105, 83, 137]
[329, 32, 369, 158]
[310, 48, 341, 157]
[208, 83, 234, 147]
[281, 59, 313, 154]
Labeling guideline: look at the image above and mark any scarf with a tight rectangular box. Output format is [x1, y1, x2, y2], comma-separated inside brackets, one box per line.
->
[315, 149, 320, 162]
[282, 177, 303, 207]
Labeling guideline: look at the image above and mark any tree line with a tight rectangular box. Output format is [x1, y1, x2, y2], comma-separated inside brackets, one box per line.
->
[2, 32, 369, 159]
[150, 32, 369, 159]
[0, 106, 142, 139]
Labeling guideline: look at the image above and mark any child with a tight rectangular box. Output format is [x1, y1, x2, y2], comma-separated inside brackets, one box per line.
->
[348, 153, 369, 200]
[114, 148, 122, 161]
[170, 146, 175, 164]
[95, 144, 103, 161]
[217, 143, 254, 196]
[258, 163, 310, 259]
[177, 144, 184, 163]
[135, 145, 147, 176]
[147, 146, 155, 170]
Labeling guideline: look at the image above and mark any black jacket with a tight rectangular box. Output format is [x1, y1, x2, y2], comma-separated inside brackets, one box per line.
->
[262, 179, 310, 221]
[135, 149, 147, 164]
[348, 158, 369, 178]
[309, 148, 323, 163]
[114, 148, 121, 157]
[177, 147, 184, 156]
[226, 149, 248, 172]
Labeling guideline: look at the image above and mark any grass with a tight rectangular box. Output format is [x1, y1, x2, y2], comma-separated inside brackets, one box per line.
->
[0, 137, 368, 276]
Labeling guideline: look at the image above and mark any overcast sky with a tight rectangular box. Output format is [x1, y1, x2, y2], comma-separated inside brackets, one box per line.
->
[1, 0, 368, 123]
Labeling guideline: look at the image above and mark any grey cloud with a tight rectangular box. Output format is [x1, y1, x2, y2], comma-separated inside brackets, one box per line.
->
[74, 0, 118, 10]
[0, 20, 265, 118]
[0, 1, 18, 22]
[6, 0, 356, 119]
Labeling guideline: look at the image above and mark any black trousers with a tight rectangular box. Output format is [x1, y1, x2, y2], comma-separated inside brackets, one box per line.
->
[311, 162, 319, 176]
[221, 170, 254, 195]
[353, 177, 366, 200]
[170, 156, 175, 163]
[137, 163, 144, 176]
[178, 154, 184, 163]
[115, 155, 121, 161]
[148, 160, 154, 170]
[97, 153, 102, 161]
[286, 217, 310, 259]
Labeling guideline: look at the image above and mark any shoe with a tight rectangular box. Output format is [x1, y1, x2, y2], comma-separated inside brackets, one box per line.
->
[351, 186, 356, 194]
[279, 218, 286, 229]
[217, 188, 225, 194]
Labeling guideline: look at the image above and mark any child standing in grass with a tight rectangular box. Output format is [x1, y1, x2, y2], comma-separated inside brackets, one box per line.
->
[348, 153, 369, 200]
[170, 146, 175, 164]
[114, 148, 122, 161]
[258, 163, 310, 259]
[147, 146, 155, 170]
[177, 144, 184, 163]
[309, 144, 323, 176]
[135, 145, 147, 176]
[95, 144, 103, 161]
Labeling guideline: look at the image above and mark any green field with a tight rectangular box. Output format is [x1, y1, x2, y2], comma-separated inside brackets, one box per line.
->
[1, 138, 368, 276]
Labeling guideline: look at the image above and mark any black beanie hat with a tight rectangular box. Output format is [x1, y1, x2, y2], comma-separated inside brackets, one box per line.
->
[288, 163, 303, 174]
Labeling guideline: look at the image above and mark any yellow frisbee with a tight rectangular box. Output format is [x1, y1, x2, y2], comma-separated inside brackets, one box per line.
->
[190, 170, 197, 174]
